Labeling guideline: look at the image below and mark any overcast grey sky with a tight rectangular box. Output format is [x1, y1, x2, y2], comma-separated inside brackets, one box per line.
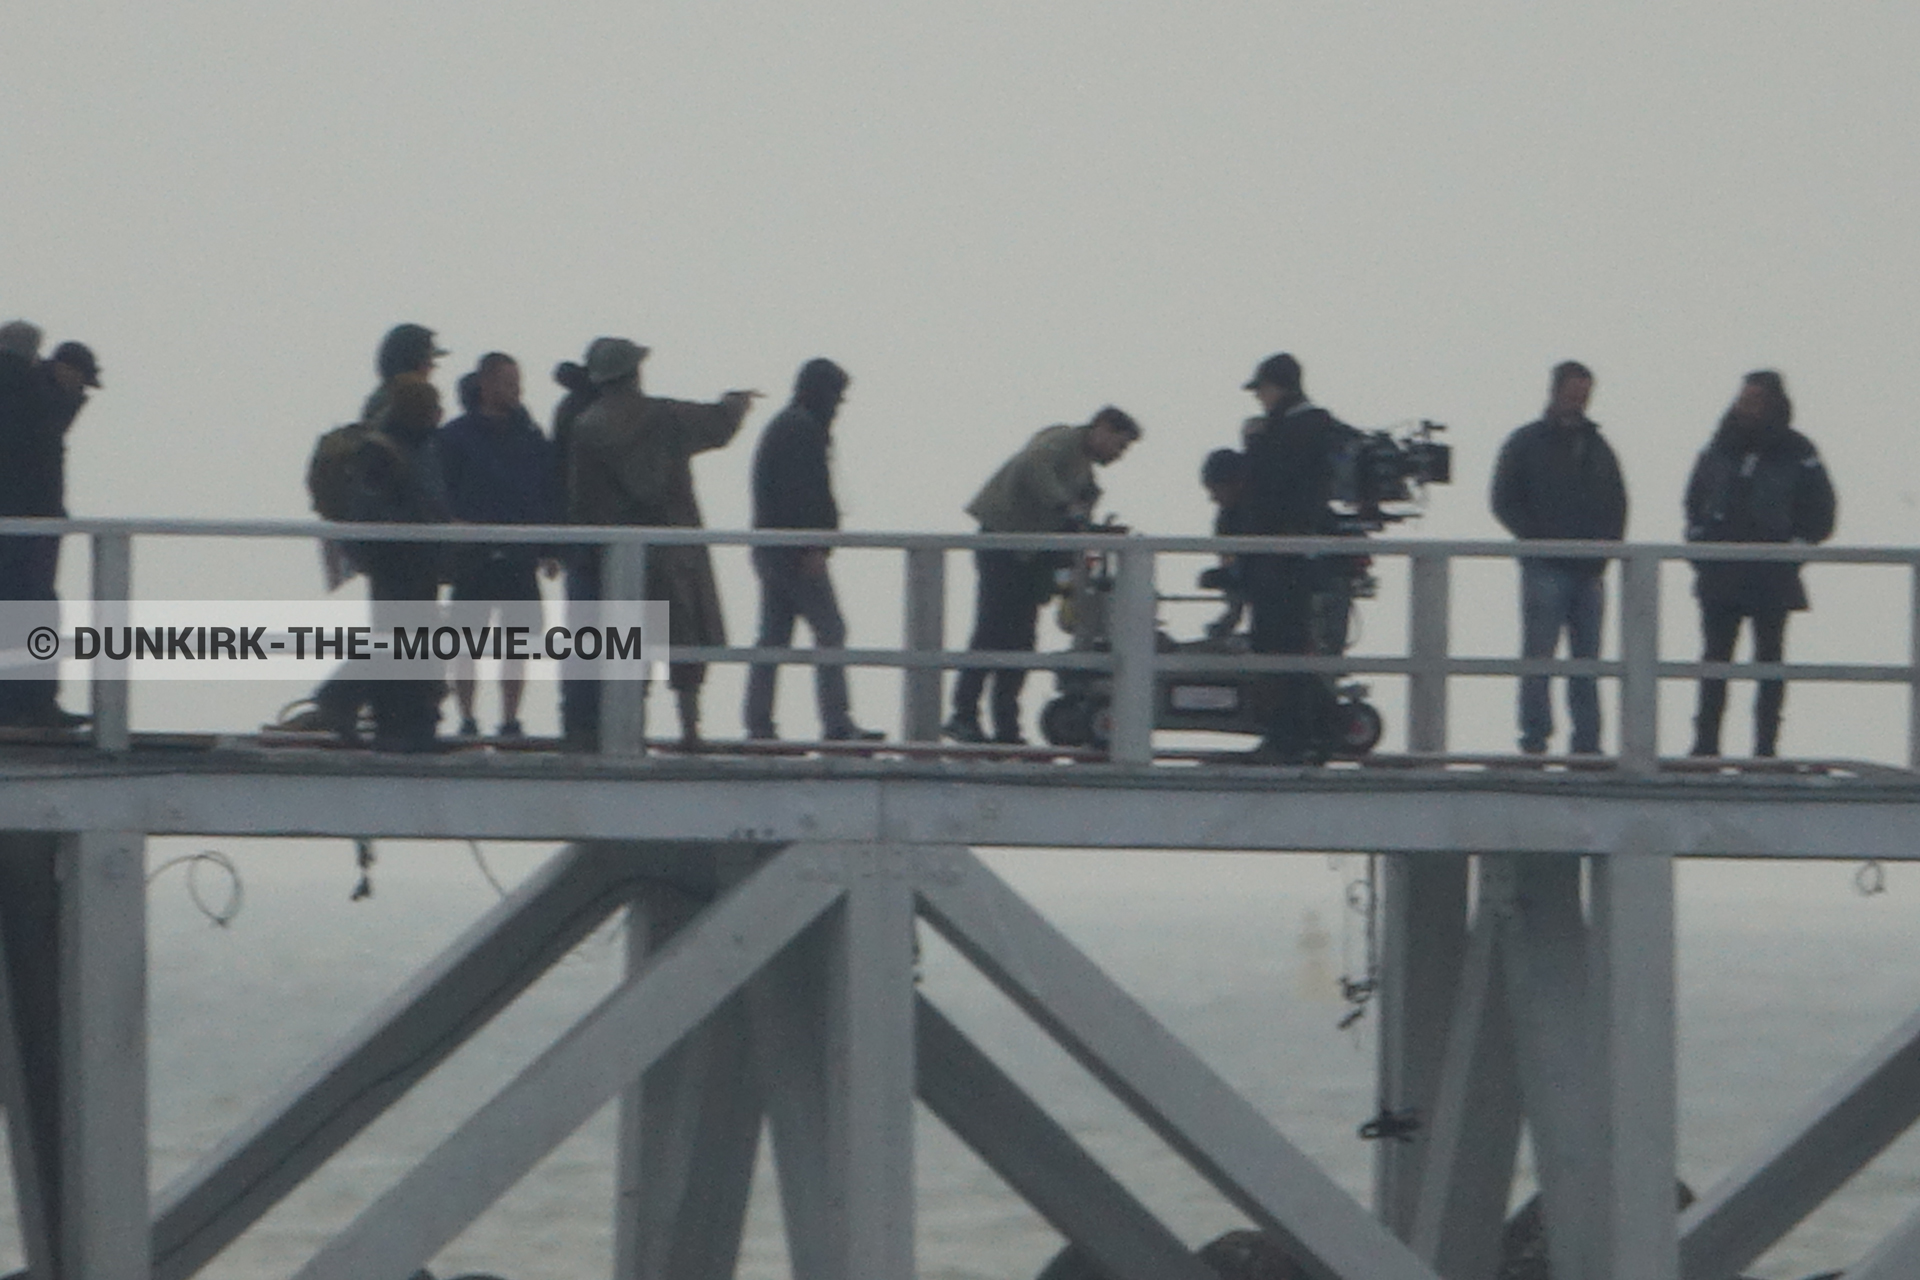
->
[6, 1, 1919, 754]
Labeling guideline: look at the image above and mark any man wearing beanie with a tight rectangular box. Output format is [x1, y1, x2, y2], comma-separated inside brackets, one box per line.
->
[742, 358, 883, 742]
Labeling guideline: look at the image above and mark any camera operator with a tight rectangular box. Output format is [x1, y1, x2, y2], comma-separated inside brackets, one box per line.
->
[945, 407, 1142, 745]
[1239, 353, 1355, 762]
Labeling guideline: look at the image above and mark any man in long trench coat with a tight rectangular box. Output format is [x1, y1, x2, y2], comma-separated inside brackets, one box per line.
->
[568, 337, 755, 746]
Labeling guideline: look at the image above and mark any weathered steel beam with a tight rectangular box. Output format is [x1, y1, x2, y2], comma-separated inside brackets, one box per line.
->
[291, 842, 842, 1280]
[916, 996, 1215, 1280]
[8, 765, 1920, 860]
[745, 918, 839, 1280]
[1374, 853, 1471, 1238]
[614, 887, 762, 1280]
[828, 851, 919, 1280]
[152, 844, 644, 1280]
[0, 834, 60, 1280]
[919, 848, 1443, 1280]
[1410, 917, 1522, 1280]
[1589, 845, 1680, 1280]
[1495, 856, 1603, 1280]
[1680, 994, 1920, 1280]
[57, 831, 150, 1280]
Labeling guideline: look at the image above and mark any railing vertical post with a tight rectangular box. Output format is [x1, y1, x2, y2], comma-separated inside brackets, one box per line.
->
[1909, 562, 1920, 770]
[1407, 551, 1450, 755]
[1619, 549, 1661, 773]
[1108, 542, 1156, 765]
[600, 537, 649, 758]
[902, 547, 946, 743]
[89, 532, 131, 754]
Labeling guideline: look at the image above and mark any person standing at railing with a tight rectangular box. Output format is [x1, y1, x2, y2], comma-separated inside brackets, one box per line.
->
[1491, 360, 1627, 756]
[1199, 447, 1252, 640]
[438, 352, 560, 740]
[551, 341, 611, 748]
[1684, 370, 1836, 758]
[285, 323, 451, 745]
[1240, 353, 1354, 763]
[944, 407, 1142, 745]
[567, 337, 757, 749]
[742, 358, 884, 743]
[0, 323, 98, 730]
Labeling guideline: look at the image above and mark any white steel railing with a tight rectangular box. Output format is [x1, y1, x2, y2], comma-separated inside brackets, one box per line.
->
[3, 516, 1918, 771]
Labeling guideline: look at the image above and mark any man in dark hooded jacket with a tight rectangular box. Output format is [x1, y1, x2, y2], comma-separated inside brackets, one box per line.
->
[0, 327, 97, 728]
[1684, 370, 1836, 758]
[742, 358, 883, 742]
[1491, 360, 1627, 754]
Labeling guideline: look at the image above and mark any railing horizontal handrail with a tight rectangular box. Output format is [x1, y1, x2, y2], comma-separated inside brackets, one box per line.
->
[0, 516, 1914, 564]
[673, 649, 1917, 685]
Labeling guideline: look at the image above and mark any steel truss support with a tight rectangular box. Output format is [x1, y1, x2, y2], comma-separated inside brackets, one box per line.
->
[0, 832, 150, 1280]
[614, 885, 763, 1280]
[1409, 914, 1522, 1280]
[1588, 841, 1679, 1280]
[1457, 850, 1679, 1280]
[154, 843, 649, 1280]
[293, 841, 844, 1280]
[745, 918, 839, 1280]
[1681, 991, 1920, 1280]
[245, 838, 1457, 1280]
[915, 996, 1216, 1280]
[0, 835, 60, 1280]
[918, 849, 1443, 1280]
[1374, 853, 1471, 1239]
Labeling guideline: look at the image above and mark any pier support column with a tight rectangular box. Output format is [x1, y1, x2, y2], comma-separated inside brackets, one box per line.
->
[0, 835, 60, 1280]
[1373, 853, 1470, 1238]
[59, 831, 150, 1280]
[1495, 855, 1603, 1280]
[1589, 841, 1678, 1280]
[614, 884, 763, 1280]
[826, 846, 919, 1280]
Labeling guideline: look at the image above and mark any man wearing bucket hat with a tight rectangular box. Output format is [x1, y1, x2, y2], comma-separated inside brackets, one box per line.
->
[567, 338, 757, 748]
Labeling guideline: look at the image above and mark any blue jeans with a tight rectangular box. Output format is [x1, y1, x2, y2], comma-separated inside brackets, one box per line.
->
[1519, 562, 1604, 753]
[743, 548, 855, 738]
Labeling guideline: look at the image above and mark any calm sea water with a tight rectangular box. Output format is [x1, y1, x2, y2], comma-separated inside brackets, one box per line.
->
[2, 845, 1913, 1279]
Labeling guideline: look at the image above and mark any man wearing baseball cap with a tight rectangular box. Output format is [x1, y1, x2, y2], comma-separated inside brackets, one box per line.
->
[0, 330, 99, 728]
[1239, 351, 1354, 762]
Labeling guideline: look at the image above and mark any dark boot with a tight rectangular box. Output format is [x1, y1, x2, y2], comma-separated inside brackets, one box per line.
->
[1755, 680, 1784, 759]
[675, 687, 702, 749]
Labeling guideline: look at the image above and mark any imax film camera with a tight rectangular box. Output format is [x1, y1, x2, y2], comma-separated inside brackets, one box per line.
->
[1331, 419, 1452, 532]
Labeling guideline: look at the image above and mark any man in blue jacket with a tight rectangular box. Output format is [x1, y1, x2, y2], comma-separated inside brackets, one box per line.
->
[438, 352, 559, 738]
[1490, 361, 1628, 755]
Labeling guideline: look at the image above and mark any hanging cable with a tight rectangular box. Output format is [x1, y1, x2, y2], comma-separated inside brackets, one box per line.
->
[147, 850, 244, 927]
[350, 838, 376, 901]
[467, 840, 509, 899]
[1336, 855, 1380, 1030]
